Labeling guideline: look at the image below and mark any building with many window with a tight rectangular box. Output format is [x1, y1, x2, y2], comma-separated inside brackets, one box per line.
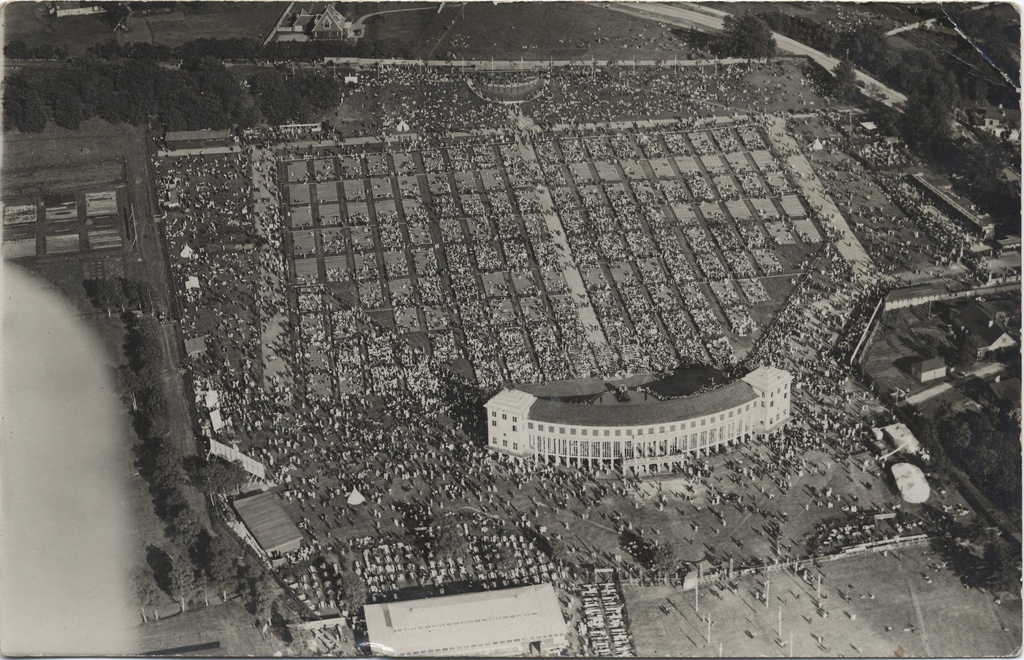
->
[486, 366, 792, 476]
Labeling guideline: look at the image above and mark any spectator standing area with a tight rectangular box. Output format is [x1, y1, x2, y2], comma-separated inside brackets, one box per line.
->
[275, 120, 823, 395]
[364, 583, 567, 657]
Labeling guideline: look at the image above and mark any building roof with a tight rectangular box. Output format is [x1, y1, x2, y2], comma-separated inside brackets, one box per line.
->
[233, 491, 303, 555]
[876, 423, 922, 454]
[989, 378, 1021, 405]
[914, 357, 946, 372]
[741, 365, 792, 392]
[311, 4, 347, 34]
[165, 128, 232, 143]
[983, 106, 1021, 123]
[487, 388, 538, 417]
[981, 252, 1023, 278]
[886, 282, 944, 303]
[364, 583, 565, 657]
[959, 302, 1010, 346]
[527, 380, 757, 427]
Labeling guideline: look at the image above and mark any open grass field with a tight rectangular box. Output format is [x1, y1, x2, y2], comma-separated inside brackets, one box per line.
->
[2, 2, 284, 52]
[363, 2, 688, 60]
[1, 119, 137, 200]
[705, 1, 922, 32]
[134, 600, 298, 656]
[120, 3, 286, 47]
[623, 545, 1021, 658]
[1, 2, 113, 54]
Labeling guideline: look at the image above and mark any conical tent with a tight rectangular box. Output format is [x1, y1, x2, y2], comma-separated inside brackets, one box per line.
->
[347, 489, 366, 506]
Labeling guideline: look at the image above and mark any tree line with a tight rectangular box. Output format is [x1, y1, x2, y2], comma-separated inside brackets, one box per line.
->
[917, 403, 1022, 524]
[3, 55, 346, 134]
[84, 279, 282, 631]
[4, 35, 411, 63]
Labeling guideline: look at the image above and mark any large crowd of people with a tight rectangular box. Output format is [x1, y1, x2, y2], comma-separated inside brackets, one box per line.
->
[146, 60, 999, 653]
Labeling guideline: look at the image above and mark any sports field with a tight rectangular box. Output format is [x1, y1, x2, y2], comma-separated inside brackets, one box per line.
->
[363, 2, 688, 60]
[623, 545, 1021, 658]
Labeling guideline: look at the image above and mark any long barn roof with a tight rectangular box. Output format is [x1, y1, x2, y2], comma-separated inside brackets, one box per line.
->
[233, 491, 302, 555]
[365, 583, 565, 657]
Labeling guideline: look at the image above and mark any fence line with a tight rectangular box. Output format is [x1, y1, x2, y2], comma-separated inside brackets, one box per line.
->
[620, 534, 930, 589]
[883, 280, 1021, 311]
[322, 56, 802, 70]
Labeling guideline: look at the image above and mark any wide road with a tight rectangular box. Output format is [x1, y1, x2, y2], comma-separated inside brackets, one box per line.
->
[604, 3, 907, 109]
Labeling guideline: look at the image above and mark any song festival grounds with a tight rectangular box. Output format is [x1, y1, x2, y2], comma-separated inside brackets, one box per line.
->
[146, 60, 1020, 655]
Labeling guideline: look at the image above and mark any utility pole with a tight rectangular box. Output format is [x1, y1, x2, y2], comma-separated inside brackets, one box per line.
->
[706, 616, 711, 645]
[816, 574, 821, 599]
[765, 578, 770, 608]
[695, 563, 700, 612]
[789, 631, 794, 657]
[778, 605, 782, 637]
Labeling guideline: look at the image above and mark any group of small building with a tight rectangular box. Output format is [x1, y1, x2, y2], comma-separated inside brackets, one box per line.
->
[271, 4, 357, 42]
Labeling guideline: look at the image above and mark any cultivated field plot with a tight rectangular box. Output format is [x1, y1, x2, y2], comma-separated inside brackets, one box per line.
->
[3, 203, 37, 226]
[274, 120, 824, 393]
[1, 187, 128, 261]
[84, 191, 118, 217]
[45, 232, 82, 256]
[3, 237, 38, 259]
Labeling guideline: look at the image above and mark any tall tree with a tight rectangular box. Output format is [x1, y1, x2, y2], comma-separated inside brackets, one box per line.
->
[651, 543, 677, 579]
[84, 278, 123, 317]
[723, 12, 777, 62]
[169, 556, 196, 613]
[339, 571, 367, 615]
[132, 566, 162, 623]
[832, 59, 858, 101]
[206, 534, 240, 602]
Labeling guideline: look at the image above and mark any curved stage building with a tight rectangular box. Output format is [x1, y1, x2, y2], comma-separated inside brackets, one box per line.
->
[486, 366, 792, 476]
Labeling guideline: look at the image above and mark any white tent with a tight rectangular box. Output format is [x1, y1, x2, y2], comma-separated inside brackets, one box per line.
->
[180, 244, 195, 259]
[891, 463, 929, 504]
[810, 138, 824, 151]
[186, 275, 201, 291]
[210, 409, 225, 432]
[875, 423, 922, 455]
[395, 120, 410, 133]
[346, 489, 366, 506]
[204, 390, 220, 410]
